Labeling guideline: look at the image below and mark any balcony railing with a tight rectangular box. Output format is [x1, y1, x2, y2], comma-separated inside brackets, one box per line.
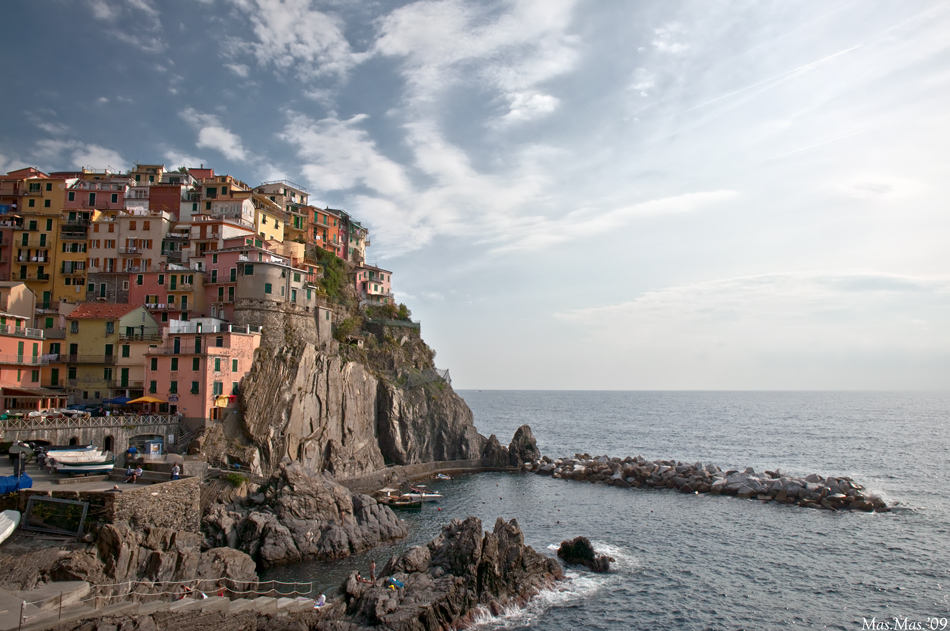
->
[0, 354, 48, 366]
[64, 354, 117, 364]
[19, 274, 51, 281]
[106, 380, 144, 389]
[17, 256, 50, 263]
[119, 333, 163, 341]
[60, 232, 87, 241]
[62, 218, 91, 227]
[119, 247, 139, 255]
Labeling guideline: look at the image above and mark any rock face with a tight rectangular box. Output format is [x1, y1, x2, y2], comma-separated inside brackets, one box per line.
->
[337, 516, 564, 631]
[557, 536, 613, 573]
[208, 342, 488, 478]
[508, 424, 540, 466]
[530, 454, 891, 512]
[204, 461, 408, 568]
[51, 522, 257, 598]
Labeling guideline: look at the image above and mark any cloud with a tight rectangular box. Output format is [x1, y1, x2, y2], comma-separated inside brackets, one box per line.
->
[374, 0, 579, 123]
[280, 111, 411, 196]
[164, 150, 207, 169]
[225, 63, 250, 78]
[831, 174, 926, 200]
[86, 0, 165, 52]
[179, 107, 248, 162]
[652, 23, 690, 54]
[28, 138, 129, 172]
[488, 190, 739, 253]
[226, 0, 366, 78]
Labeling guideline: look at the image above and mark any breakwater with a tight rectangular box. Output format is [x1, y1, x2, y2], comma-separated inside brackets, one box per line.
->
[526, 454, 890, 512]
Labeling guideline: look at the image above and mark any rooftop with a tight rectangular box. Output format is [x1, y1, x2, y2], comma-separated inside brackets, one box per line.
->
[67, 303, 140, 320]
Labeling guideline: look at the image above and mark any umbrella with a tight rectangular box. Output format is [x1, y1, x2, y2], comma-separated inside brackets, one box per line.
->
[104, 396, 132, 405]
[127, 396, 166, 404]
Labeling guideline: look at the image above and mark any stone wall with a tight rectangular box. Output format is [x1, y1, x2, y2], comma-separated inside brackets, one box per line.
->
[339, 458, 516, 494]
[232, 297, 319, 349]
[0, 416, 181, 457]
[106, 477, 201, 532]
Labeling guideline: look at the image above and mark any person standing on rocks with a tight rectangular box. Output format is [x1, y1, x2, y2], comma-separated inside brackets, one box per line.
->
[369, 561, 376, 583]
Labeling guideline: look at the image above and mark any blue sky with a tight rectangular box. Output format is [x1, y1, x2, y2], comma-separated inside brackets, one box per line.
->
[2, 0, 949, 389]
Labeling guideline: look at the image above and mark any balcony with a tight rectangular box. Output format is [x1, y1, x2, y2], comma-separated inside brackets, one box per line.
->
[60, 231, 87, 241]
[0, 324, 43, 340]
[165, 233, 190, 241]
[0, 354, 47, 366]
[119, 247, 140, 255]
[61, 268, 86, 276]
[106, 380, 144, 389]
[19, 239, 50, 249]
[64, 354, 117, 365]
[119, 333, 162, 342]
[62, 217, 91, 227]
[20, 274, 51, 282]
[17, 256, 50, 263]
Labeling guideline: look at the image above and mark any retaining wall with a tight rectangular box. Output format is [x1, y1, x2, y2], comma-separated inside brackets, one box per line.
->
[339, 458, 517, 494]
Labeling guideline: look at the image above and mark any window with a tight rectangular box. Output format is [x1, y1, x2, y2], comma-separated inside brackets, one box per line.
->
[215, 336, 223, 348]
[213, 381, 223, 395]
[232, 382, 239, 394]
[111, 193, 118, 204]
[244, 264, 253, 275]
[68, 366, 77, 379]
[151, 357, 158, 371]
[105, 321, 114, 334]
[149, 381, 157, 393]
[232, 359, 238, 372]
[129, 221, 136, 230]
[121, 345, 130, 358]
[31, 370, 39, 382]
[230, 268, 236, 282]
[291, 289, 296, 303]
[104, 368, 112, 381]
[191, 381, 200, 394]
[45, 182, 52, 191]
[105, 344, 113, 357]
[264, 283, 272, 294]
[136, 274, 143, 285]
[214, 358, 221, 372]
[68, 192, 75, 201]
[70, 321, 79, 334]
[143, 221, 150, 230]
[28, 199, 34, 207]
[192, 357, 200, 371]
[158, 274, 164, 285]
[44, 199, 50, 208]
[169, 381, 178, 394]
[206, 202, 211, 210]
[212, 253, 218, 263]
[171, 357, 179, 371]
[89, 192, 96, 205]
[45, 317, 53, 328]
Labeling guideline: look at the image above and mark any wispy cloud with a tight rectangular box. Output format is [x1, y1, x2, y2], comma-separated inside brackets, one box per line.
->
[179, 107, 248, 162]
[86, 0, 165, 53]
[29, 138, 129, 172]
[226, 0, 366, 79]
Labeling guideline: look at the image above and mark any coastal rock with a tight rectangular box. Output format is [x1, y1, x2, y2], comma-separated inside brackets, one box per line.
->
[203, 462, 408, 568]
[339, 516, 563, 631]
[481, 434, 510, 468]
[508, 424, 541, 466]
[557, 536, 614, 573]
[51, 522, 257, 598]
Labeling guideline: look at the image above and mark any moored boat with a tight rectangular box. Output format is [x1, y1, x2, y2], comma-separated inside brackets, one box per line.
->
[376, 487, 423, 511]
[0, 510, 20, 544]
[47, 450, 109, 464]
[404, 485, 443, 502]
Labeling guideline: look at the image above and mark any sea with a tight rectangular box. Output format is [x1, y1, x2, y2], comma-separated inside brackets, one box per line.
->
[262, 390, 950, 630]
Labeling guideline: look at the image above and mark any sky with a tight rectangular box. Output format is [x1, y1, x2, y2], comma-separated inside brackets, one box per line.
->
[1, 0, 948, 390]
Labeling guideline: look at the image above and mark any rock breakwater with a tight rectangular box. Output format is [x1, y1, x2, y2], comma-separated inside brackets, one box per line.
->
[528, 454, 890, 512]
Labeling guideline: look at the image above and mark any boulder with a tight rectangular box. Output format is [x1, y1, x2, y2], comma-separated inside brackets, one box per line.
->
[557, 536, 614, 573]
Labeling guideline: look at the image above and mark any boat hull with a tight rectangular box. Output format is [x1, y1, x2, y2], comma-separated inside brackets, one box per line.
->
[53, 459, 116, 475]
[0, 510, 20, 544]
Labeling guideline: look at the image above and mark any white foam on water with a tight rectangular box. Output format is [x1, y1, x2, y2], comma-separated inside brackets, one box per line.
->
[466, 570, 609, 630]
[546, 541, 640, 572]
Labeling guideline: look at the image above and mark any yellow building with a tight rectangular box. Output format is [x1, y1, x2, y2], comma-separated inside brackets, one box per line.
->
[13, 175, 70, 309]
[64, 303, 159, 403]
[251, 194, 286, 242]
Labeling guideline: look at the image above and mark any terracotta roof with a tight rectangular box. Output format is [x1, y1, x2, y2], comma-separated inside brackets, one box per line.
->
[67, 303, 141, 320]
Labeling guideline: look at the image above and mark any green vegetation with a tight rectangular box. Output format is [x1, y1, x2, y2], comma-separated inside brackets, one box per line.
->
[333, 316, 362, 342]
[364, 302, 412, 321]
[224, 472, 247, 488]
[308, 247, 348, 301]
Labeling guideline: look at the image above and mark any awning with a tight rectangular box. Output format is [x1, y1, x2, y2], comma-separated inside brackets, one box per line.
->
[103, 396, 132, 405]
[127, 396, 166, 404]
[0, 387, 69, 399]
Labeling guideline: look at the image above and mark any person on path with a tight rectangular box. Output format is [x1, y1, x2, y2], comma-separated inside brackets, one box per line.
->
[125, 465, 143, 484]
[171, 463, 180, 480]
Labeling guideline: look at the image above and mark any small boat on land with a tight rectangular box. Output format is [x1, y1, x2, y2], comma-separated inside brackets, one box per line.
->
[47, 444, 96, 452]
[0, 510, 21, 544]
[51, 455, 116, 475]
[436, 473, 452, 481]
[48, 450, 110, 464]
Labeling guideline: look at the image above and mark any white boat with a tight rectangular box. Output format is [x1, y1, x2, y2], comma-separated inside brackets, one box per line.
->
[52, 457, 116, 475]
[404, 485, 443, 502]
[0, 510, 20, 544]
[47, 444, 96, 452]
[47, 450, 107, 464]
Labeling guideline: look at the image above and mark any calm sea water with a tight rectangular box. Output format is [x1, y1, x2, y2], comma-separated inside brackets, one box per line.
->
[263, 391, 950, 630]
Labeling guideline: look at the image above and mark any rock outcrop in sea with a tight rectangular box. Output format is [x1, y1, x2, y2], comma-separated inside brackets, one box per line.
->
[557, 536, 614, 573]
[203, 461, 408, 568]
[530, 454, 890, 511]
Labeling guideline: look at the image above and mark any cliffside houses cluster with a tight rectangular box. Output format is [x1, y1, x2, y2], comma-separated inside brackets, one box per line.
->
[0, 163, 394, 426]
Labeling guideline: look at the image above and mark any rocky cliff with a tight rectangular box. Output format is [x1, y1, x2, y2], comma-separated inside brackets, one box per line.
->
[199, 300, 487, 478]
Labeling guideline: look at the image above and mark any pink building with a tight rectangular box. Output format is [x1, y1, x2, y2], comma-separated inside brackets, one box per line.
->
[127, 266, 208, 328]
[353, 264, 393, 305]
[0, 320, 65, 411]
[143, 319, 261, 429]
